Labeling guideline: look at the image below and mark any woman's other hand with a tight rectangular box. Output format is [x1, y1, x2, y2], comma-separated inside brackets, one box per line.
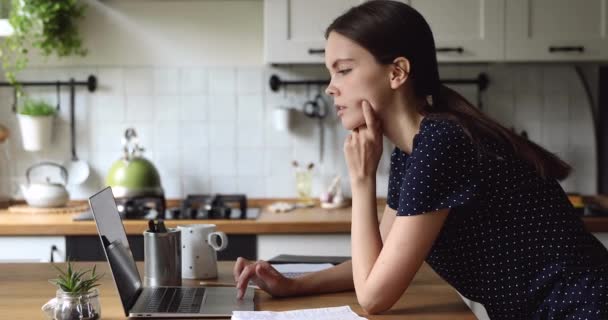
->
[233, 257, 297, 299]
[344, 100, 383, 183]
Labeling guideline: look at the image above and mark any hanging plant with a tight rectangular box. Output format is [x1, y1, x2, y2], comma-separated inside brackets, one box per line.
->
[0, 0, 88, 87]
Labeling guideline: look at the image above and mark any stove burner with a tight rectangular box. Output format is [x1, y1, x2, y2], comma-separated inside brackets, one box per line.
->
[115, 195, 166, 220]
[176, 194, 248, 219]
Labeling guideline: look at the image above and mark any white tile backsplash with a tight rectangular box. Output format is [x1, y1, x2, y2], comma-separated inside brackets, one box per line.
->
[237, 147, 264, 176]
[179, 95, 208, 122]
[124, 68, 154, 95]
[126, 95, 155, 122]
[179, 68, 208, 95]
[208, 68, 236, 95]
[209, 122, 236, 147]
[154, 95, 181, 122]
[209, 148, 236, 176]
[209, 95, 237, 122]
[3, 64, 598, 199]
[237, 67, 264, 94]
[154, 68, 180, 95]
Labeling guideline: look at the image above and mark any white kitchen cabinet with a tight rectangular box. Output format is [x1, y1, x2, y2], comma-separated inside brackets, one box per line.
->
[264, 0, 503, 64]
[0, 236, 66, 263]
[257, 234, 350, 260]
[264, 0, 362, 64]
[408, 0, 505, 62]
[506, 0, 608, 61]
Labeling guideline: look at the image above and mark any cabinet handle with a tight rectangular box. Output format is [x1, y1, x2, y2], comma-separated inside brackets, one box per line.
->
[50, 245, 58, 262]
[308, 48, 325, 55]
[436, 47, 464, 54]
[548, 46, 585, 53]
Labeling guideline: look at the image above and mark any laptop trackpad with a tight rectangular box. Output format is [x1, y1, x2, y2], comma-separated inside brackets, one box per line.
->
[201, 287, 254, 315]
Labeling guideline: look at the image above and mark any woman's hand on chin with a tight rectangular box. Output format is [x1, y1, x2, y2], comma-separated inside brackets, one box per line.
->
[344, 100, 383, 184]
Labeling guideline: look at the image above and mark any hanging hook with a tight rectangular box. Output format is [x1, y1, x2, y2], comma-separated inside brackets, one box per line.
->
[56, 81, 61, 112]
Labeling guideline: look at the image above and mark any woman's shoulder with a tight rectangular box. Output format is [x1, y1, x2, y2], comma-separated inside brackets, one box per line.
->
[415, 116, 471, 148]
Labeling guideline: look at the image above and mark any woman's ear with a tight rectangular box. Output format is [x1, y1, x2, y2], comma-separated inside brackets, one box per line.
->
[389, 57, 410, 89]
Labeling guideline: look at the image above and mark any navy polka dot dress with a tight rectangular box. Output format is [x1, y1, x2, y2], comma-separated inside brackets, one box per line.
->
[387, 117, 608, 319]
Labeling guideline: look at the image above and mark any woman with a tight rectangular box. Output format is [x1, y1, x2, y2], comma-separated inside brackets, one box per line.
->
[234, 1, 608, 318]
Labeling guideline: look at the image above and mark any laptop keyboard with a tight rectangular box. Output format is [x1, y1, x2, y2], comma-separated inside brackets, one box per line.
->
[142, 287, 206, 313]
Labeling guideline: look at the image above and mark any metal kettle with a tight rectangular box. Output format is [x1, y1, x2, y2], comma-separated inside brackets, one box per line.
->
[105, 128, 164, 198]
[20, 162, 70, 208]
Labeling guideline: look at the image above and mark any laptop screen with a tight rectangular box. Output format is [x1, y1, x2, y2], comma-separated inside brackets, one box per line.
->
[89, 187, 142, 316]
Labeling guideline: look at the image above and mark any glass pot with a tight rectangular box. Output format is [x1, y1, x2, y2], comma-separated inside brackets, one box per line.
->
[42, 289, 101, 320]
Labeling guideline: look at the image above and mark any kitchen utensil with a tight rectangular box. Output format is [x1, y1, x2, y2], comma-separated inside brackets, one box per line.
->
[20, 162, 70, 208]
[106, 128, 163, 198]
[302, 93, 328, 164]
[143, 227, 182, 287]
[178, 224, 228, 279]
[64, 80, 90, 185]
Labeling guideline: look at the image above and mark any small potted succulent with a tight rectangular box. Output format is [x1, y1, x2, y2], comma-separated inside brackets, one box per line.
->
[17, 98, 56, 151]
[43, 261, 103, 320]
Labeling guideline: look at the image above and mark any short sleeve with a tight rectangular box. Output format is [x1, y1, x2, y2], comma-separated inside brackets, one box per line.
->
[387, 147, 408, 210]
[396, 121, 481, 216]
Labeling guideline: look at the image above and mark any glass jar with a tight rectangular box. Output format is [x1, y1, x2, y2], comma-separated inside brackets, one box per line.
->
[295, 168, 313, 204]
[42, 289, 101, 320]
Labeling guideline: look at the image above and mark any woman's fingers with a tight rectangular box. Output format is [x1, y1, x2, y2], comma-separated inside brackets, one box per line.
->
[236, 263, 257, 299]
[233, 257, 250, 282]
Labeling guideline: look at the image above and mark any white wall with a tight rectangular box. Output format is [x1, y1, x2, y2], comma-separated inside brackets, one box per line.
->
[0, 1, 598, 201]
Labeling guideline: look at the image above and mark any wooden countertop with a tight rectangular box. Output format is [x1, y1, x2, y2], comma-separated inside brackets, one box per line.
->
[0, 261, 476, 319]
[0, 200, 607, 236]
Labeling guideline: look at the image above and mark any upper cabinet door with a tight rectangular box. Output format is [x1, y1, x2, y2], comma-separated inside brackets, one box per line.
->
[264, 0, 361, 64]
[506, 0, 608, 61]
[409, 0, 505, 62]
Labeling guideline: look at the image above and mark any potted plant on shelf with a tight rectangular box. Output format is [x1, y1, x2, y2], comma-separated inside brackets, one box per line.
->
[0, 0, 88, 86]
[17, 98, 56, 151]
[43, 261, 104, 320]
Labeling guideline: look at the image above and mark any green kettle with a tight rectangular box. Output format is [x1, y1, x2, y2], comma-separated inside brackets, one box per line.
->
[106, 128, 164, 198]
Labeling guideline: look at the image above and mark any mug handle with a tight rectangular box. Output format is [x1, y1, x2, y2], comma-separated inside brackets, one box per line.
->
[207, 231, 228, 251]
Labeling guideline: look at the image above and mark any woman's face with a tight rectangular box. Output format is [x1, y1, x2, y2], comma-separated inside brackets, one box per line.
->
[324, 31, 393, 130]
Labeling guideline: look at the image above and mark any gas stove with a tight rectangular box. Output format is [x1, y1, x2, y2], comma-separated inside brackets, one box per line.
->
[167, 194, 257, 220]
[73, 194, 260, 221]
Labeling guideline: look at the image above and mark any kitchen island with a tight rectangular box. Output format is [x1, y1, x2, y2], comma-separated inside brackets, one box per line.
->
[0, 261, 476, 320]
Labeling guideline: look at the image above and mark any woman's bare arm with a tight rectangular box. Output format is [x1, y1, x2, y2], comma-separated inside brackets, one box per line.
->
[293, 205, 396, 295]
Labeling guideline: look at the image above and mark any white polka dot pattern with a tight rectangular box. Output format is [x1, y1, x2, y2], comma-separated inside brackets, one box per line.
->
[386, 117, 608, 319]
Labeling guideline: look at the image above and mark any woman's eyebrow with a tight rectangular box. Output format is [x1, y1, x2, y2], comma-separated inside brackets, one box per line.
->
[331, 58, 354, 69]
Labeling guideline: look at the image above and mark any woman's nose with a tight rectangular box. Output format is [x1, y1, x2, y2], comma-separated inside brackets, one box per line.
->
[325, 84, 337, 97]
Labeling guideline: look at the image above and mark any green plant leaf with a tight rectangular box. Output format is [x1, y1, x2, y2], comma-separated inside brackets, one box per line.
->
[1, 0, 88, 85]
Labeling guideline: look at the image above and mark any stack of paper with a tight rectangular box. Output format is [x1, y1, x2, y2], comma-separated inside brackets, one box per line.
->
[231, 306, 367, 320]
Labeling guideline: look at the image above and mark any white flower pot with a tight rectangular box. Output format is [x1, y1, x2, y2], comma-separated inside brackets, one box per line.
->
[17, 114, 54, 151]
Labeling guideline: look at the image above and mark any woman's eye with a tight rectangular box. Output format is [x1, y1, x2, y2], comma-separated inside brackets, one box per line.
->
[337, 69, 351, 75]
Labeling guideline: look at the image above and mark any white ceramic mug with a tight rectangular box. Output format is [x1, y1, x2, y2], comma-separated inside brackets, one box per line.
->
[177, 224, 228, 279]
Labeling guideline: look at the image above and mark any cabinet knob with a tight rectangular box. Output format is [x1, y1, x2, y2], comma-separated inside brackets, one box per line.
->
[436, 47, 464, 54]
[308, 48, 325, 55]
[548, 46, 585, 53]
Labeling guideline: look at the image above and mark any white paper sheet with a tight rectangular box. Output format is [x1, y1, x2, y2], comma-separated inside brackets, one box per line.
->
[271, 263, 334, 278]
[231, 305, 367, 320]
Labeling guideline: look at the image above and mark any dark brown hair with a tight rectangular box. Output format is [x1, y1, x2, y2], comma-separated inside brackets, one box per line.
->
[325, 0, 571, 180]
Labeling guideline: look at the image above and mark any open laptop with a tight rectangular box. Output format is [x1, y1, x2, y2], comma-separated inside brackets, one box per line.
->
[89, 187, 254, 318]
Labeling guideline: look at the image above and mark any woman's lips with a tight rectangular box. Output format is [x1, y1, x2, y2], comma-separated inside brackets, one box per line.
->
[336, 105, 346, 116]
